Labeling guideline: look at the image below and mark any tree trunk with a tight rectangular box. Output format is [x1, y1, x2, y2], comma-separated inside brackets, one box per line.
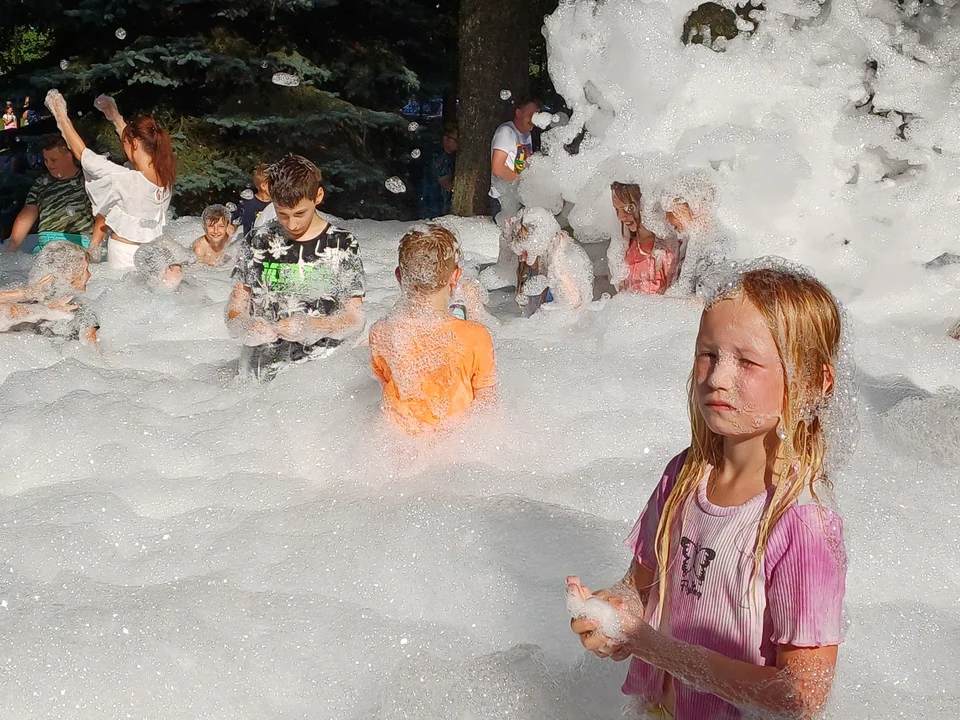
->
[453, 0, 532, 217]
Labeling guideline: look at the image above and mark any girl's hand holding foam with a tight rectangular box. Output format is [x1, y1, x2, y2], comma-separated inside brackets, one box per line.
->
[566, 576, 635, 662]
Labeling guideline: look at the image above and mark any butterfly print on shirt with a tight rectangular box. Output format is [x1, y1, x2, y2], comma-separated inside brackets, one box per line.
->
[679, 536, 716, 598]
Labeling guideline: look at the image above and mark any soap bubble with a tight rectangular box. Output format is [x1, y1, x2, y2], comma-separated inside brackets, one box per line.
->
[240, 189, 255, 200]
[411, 149, 422, 159]
[225, 202, 238, 214]
[407, 122, 419, 132]
[260, 60, 268, 69]
[59, 60, 69, 70]
[385, 176, 407, 194]
[115, 28, 127, 40]
[500, 89, 512, 100]
[551, 114, 561, 124]
[77, 111, 83, 117]
[271, 72, 300, 88]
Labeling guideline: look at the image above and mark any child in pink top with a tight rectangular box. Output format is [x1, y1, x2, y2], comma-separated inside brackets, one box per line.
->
[568, 264, 851, 720]
[609, 182, 677, 295]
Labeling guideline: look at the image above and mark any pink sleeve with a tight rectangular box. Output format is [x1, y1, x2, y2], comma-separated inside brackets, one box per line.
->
[765, 503, 847, 648]
[624, 451, 688, 570]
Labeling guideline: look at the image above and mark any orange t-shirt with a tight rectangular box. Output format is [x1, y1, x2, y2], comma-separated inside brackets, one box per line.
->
[370, 316, 496, 431]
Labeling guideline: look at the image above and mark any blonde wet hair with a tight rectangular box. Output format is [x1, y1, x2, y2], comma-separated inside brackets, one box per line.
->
[654, 267, 842, 615]
[398, 224, 462, 293]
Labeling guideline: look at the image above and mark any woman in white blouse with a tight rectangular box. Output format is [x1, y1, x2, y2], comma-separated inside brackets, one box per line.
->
[44, 90, 176, 270]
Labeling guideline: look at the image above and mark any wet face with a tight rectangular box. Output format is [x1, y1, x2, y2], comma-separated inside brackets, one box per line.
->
[694, 295, 784, 440]
[205, 217, 231, 244]
[514, 103, 538, 134]
[612, 191, 640, 233]
[276, 197, 319, 240]
[665, 201, 694, 234]
[44, 147, 77, 180]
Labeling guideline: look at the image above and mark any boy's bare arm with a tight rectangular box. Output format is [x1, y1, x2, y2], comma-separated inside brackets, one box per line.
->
[275, 297, 365, 343]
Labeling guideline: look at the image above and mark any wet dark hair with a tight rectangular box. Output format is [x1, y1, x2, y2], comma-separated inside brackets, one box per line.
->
[41, 134, 70, 154]
[512, 96, 542, 113]
[268, 154, 323, 209]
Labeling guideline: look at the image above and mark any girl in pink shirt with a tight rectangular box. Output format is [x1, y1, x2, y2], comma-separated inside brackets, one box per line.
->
[569, 264, 851, 720]
[609, 182, 677, 295]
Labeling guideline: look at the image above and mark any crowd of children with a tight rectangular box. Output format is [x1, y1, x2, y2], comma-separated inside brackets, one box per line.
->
[0, 88, 869, 720]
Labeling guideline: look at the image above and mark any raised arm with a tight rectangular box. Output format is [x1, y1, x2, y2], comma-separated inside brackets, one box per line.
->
[94, 95, 127, 137]
[45, 90, 87, 161]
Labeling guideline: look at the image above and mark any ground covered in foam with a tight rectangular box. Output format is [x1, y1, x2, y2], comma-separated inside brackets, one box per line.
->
[5, 0, 960, 716]
[0, 212, 957, 719]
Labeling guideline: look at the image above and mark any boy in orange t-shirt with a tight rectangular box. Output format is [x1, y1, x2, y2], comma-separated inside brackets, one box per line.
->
[370, 224, 497, 432]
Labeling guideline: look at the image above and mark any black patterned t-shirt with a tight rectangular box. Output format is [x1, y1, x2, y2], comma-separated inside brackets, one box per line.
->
[232, 220, 365, 324]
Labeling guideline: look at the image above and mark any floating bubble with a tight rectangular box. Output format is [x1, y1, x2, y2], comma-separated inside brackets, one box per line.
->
[500, 89, 512, 100]
[407, 122, 419, 132]
[59, 60, 69, 70]
[225, 202, 238, 214]
[115, 28, 127, 40]
[410, 149, 421, 159]
[552, 114, 561, 124]
[240, 189, 255, 200]
[261, 60, 269, 69]
[77, 111, 83, 117]
[271, 72, 300, 88]
[385, 176, 407, 194]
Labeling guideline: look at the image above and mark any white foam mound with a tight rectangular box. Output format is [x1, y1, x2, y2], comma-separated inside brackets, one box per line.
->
[0, 2, 959, 718]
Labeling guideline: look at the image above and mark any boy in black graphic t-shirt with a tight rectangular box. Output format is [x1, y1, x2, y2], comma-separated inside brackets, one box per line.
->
[227, 154, 366, 380]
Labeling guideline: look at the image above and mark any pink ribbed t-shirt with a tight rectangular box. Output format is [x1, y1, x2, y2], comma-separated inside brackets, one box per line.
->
[622, 452, 847, 720]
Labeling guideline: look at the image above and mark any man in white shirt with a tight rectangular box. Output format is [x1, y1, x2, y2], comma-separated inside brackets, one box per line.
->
[489, 98, 539, 220]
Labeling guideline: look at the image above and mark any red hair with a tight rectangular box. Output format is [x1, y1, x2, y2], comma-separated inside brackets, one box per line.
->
[122, 116, 177, 191]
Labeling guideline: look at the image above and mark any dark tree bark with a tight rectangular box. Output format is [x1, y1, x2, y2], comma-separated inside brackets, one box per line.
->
[453, 0, 533, 216]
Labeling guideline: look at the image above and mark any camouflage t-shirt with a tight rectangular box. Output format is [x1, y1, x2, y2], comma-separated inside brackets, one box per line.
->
[25, 172, 94, 235]
[232, 220, 365, 324]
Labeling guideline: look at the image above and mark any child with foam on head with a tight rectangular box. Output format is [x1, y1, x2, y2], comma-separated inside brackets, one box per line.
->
[567, 261, 854, 720]
[0, 241, 99, 345]
[193, 204, 237, 267]
[609, 182, 678, 295]
[227, 154, 366, 382]
[369, 224, 497, 434]
[135, 238, 197, 292]
[509, 206, 594, 313]
[44, 91, 176, 270]
[654, 169, 730, 297]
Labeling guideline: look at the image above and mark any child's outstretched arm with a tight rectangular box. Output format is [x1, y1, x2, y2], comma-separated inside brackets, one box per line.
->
[0, 297, 78, 332]
[94, 95, 127, 137]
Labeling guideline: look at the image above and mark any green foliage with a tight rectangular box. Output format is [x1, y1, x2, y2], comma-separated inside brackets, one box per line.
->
[0, 26, 54, 75]
[0, 0, 458, 219]
[682, 2, 764, 50]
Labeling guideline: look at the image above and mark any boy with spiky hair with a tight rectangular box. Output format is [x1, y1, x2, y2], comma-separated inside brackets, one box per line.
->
[227, 154, 365, 381]
[370, 224, 497, 433]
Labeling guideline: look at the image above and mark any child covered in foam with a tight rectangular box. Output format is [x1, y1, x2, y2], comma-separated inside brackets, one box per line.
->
[508, 207, 593, 311]
[608, 181, 678, 295]
[0, 241, 99, 345]
[568, 260, 854, 720]
[652, 169, 730, 297]
[369, 224, 497, 434]
[134, 238, 198, 293]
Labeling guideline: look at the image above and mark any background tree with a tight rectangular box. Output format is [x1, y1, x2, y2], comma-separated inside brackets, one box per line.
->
[452, 0, 559, 217]
[0, 0, 458, 219]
